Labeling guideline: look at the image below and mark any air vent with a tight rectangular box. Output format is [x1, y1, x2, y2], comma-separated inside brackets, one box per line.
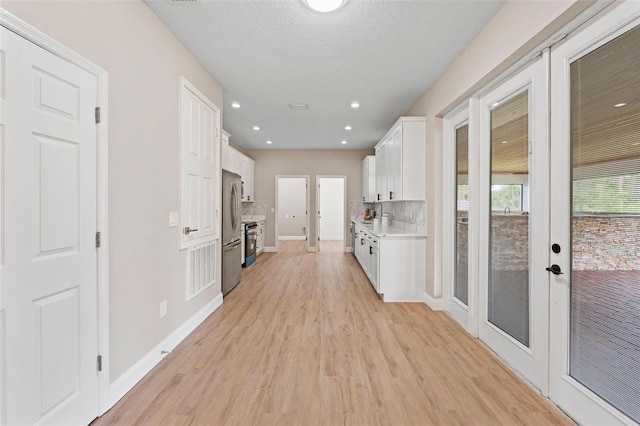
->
[288, 103, 309, 110]
[186, 241, 216, 300]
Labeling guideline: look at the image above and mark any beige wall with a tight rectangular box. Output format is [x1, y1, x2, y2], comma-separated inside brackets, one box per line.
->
[245, 149, 374, 248]
[407, 0, 595, 298]
[3, 1, 225, 381]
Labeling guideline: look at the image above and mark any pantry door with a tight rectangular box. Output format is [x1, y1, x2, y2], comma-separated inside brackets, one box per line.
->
[0, 26, 99, 425]
[549, 2, 640, 424]
[478, 56, 550, 393]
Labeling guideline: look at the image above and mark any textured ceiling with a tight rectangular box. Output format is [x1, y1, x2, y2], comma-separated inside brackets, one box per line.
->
[145, 0, 504, 149]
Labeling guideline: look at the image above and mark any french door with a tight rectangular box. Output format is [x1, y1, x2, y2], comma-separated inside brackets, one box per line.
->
[478, 56, 550, 392]
[549, 2, 640, 424]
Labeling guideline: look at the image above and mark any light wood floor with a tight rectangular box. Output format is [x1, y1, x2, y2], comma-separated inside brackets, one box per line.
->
[92, 248, 573, 426]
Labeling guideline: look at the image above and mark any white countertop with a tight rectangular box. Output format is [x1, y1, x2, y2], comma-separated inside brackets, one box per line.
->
[351, 218, 426, 238]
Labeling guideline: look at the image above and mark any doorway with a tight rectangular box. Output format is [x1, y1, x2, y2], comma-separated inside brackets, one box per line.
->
[275, 176, 310, 252]
[0, 22, 108, 425]
[316, 176, 346, 252]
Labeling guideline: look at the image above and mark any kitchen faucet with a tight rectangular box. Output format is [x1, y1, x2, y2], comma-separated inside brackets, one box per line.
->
[504, 207, 511, 214]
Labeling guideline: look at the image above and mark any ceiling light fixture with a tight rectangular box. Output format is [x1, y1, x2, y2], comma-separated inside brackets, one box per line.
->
[350, 102, 360, 109]
[341, 140, 347, 145]
[304, 0, 346, 13]
[231, 102, 241, 108]
[266, 140, 273, 145]
[615, 102, 627, 107]
[501, 140, 508, 144]
[252, 126, 260, 131]
[491, 102, 500, 107]
[345, 125, 352, 131]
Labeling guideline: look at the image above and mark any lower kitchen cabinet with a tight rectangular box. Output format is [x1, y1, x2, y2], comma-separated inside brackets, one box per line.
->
[353, 222, 425, 302]
[256, 220, 265, 255]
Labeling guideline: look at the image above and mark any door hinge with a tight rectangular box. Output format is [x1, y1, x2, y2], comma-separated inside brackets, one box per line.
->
[95, 107, 101, 124]
[97, 355, 103, 372]
[96, 231, 101, 248]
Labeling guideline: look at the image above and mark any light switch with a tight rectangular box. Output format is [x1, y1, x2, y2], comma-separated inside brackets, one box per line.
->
[169, 212, 179, 227]
[271, 207, 275, 213]
[160, 300, 167, 318]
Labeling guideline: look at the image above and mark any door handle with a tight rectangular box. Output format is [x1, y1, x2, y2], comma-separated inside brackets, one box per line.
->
[184, 226, 199, 235]
[369, 246, 373, 255]
[545, 264, 563, 275]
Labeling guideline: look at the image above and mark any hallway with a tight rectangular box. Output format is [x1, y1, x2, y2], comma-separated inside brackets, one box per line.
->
[93, 248, 571, 425]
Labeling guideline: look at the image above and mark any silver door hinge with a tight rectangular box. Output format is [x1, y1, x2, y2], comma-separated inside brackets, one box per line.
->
[97, 355, 103, 372]
[95, 107, 101, 124]
[96, 231, 101, 248]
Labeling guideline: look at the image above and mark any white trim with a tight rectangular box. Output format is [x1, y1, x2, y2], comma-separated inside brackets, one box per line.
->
[278, 236, 306, 241]
[319, 235, 344, 241]
[307, 247, 317, 252]
[424, 292, 444, 311]
[345, 247, 353, 253]
[275, 175, 310, 252]
[0, 9, 112, 417]
[107, 293, 223, 410]
[263, 246, 277, 252]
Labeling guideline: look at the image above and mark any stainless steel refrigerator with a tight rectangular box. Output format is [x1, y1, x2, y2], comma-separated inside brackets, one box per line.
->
[222, 170, 242, 295]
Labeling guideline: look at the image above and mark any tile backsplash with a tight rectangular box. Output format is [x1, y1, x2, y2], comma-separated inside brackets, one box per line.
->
[242, 200, 266, 216]
[350, 200, 426, 228]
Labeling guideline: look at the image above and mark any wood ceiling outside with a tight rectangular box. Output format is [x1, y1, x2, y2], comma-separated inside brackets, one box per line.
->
[456, 23, 640, 176]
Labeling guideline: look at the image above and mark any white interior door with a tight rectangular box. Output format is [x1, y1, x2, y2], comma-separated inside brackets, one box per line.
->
[180, 78, 220, 249]
[0, 26, 99, 425]
[478, 56, 550, 393]
[549, 2, 640, 424]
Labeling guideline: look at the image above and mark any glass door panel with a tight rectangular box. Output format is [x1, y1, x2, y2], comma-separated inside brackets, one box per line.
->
[489, 91, 530, 347]
[456, 124, 469, 306]
[569, 22, 640, 424]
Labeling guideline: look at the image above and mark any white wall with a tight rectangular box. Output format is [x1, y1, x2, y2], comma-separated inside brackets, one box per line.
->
[407, 0, 595, 300]
[2, 1, 225, 383]
[318, 178, 344, 240]
[277, 177, 307, 238]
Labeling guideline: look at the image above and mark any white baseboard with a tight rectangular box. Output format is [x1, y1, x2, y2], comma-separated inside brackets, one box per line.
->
[278, 236, 306, 240]
[107, 292, 223, 409]
[319, 236, 344, 241]
[307, 247, 317, 252]
[424, 292, 444, 311]
[264, 246, 277, 252]
[345, 247, 353, 253]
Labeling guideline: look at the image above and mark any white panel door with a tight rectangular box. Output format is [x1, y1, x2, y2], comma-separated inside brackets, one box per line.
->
[390, 127, 402, 200]
[478, 56, 550, 393]
[180, 78, 220, 249]
[0, 27, 99, 425]
[549, 2, 640, 424]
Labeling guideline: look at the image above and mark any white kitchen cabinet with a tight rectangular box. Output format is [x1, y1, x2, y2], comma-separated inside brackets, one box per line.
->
[374, 116, 426, 201]
[256, 220, 265, 255]
[240, 155, 255, 202]
[221, 130, 230, 171]
[362, 155, 376, 202]
[353, 221, 425, 302]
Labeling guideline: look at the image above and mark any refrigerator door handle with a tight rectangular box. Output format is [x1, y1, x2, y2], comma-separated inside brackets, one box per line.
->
[231, 183, 238, 231]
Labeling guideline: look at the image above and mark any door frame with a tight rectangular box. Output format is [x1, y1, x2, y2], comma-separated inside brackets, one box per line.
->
[0, 9, 111, 416]
[315, 175, 347, 252]
[274, 175, 310, 252]
[549, 1, 640, 424]
[477, 54, 550, 394]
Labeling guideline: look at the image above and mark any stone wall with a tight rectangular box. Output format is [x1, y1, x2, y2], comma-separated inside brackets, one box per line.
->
[573, 215, 640, 271]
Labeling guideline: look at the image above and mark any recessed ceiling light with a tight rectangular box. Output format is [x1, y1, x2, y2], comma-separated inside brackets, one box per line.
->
[501, 140, 508, 144]
[350, 102, 360, 109]
[615, 102, 627, 107]
[304, 0, 346, 13]
[231, 102, 241, 108]
[266, 140, 272, 145]
[288, 103, 309, 110]
[252, 126, 260, 131]
[491, 102, 500, 107]
[345, 125, 352, 131]
[341, 140, 347, 145]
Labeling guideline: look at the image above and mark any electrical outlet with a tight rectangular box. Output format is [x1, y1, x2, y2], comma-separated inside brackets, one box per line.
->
[169, 212, 179, 227]
[160, 300, 167, 318]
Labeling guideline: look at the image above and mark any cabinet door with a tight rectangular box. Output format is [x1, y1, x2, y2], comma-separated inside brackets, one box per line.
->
[390, 127, 403, 200]
[376, 141, 388, 201]
[246, 159, 254, 201]
[362, 159, 368, 202]
[221, 132, 230, 171]
[370, 244, 379, 292]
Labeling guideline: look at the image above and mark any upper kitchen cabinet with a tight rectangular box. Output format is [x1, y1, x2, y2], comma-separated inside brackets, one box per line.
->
[362, 155, 376, 202]
[221, 131, 255, 202]
[240, 155, 255, 202]
[375, 117, 426, 201]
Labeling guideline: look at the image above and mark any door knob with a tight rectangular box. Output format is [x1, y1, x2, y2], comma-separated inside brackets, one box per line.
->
[545, 264, 563, 275]
[184, 226, 199, 235]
